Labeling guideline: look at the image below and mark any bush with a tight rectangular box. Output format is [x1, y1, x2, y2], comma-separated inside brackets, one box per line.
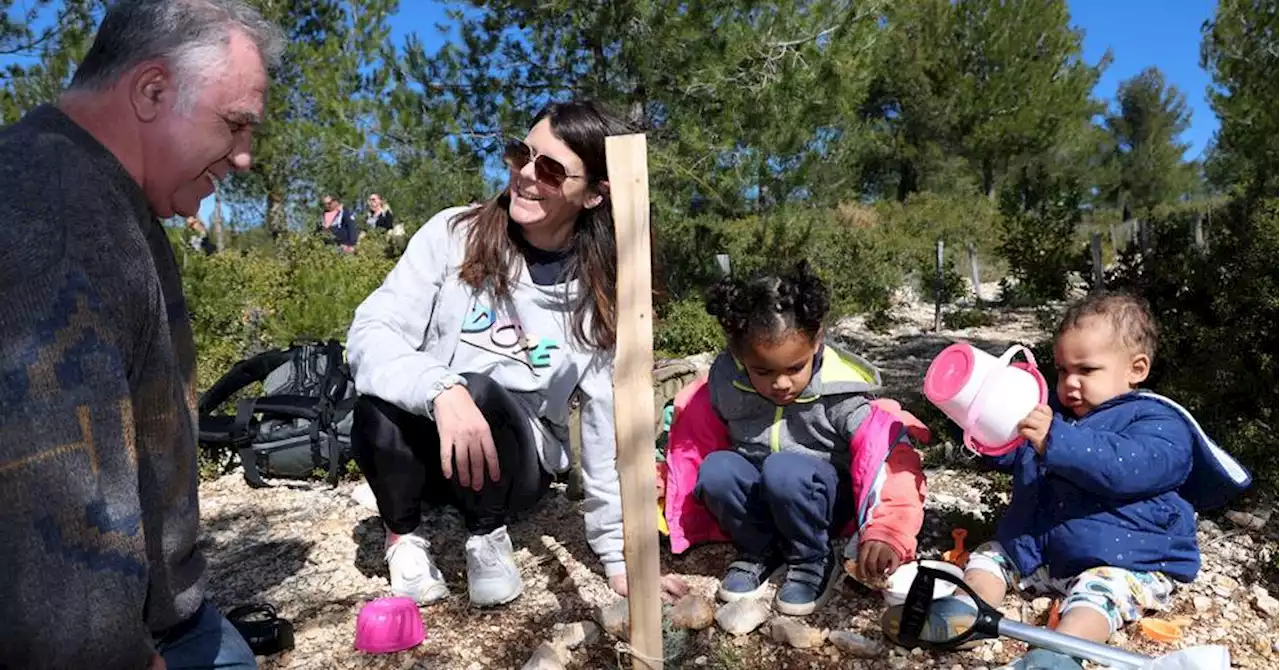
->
[943, 308, 997, 330]
[997, 168, 1087, 303]
[654, 298, 723, 358]
[177, 232, 394, 390]
[1105, 197, 1278, 492]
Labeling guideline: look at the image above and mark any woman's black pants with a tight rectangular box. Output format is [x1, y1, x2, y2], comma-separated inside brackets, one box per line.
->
[351, 373, 551, 535]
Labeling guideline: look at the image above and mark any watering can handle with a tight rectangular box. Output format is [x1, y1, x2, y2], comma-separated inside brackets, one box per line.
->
[962, 345, 1039, 454]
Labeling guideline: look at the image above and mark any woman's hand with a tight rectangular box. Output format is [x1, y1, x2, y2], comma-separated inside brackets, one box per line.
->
[433, 385, 500, 491]
[609, 572, 691, 602]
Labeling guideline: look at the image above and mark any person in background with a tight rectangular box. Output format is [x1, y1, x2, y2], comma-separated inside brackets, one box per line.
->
[185, 215, 215, 255]
[366, 192, 395, 232]
[0, 1, 282, 668]
[321, 194, 357, 252]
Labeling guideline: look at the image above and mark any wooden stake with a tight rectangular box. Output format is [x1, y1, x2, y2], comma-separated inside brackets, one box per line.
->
[605, 133, 663, 670]
[1090, 232, 1104, 288]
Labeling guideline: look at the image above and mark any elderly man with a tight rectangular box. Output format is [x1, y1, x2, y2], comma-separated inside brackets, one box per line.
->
[0, 1, 281, 669]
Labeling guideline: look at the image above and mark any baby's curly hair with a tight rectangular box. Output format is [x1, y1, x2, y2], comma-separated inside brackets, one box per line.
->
[704, 260, 831, 352]
[1057, 290, 1159, 361]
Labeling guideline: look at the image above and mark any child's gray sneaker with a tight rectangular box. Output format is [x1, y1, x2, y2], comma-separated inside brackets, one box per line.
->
[717, 552, 784, 602]
[774, 547, 841, 616]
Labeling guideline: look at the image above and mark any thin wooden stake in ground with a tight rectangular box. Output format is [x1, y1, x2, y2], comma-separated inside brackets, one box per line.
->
[605, 133, 663, 670]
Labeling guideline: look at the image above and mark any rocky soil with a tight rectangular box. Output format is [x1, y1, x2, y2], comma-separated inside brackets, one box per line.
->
[199, 292, 1278, 669]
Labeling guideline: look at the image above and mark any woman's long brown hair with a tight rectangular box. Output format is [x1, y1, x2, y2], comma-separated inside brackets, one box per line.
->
[453, 100, 636, 351]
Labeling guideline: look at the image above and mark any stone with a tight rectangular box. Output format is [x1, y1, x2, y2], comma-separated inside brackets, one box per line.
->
[1030, 597, 1052, 616]
[1251, 587, 1279, 619]
[693, 656, 707, 666]
[769, 617, 827, 648]
[1193, 595, 1214, 613]
[670, 594, 716, 631]
[1225, 509, 1268, 530]
[520, 642, 568, 670]
[597, 599, 629, 641]
[550, 621, 600, 650]
[715, 599, 771, 636]
[1212, 574, 1240, 598]
[828, 630, 883, 658]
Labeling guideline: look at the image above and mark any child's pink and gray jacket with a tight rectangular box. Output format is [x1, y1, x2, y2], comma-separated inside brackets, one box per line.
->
[663, 344, 930, 563]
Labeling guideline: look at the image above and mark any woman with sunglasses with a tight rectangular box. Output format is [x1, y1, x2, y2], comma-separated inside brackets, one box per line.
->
[346, 100, 689, 608]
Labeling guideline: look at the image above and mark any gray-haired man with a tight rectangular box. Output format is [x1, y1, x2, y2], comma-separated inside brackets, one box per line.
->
[0, 1, 282, 668]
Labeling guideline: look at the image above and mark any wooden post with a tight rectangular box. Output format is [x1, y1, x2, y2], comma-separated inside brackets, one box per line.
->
[1193, 215, 1207, 251]
[966, 242, 982, 304]
[1109, 223, 1120, 260]
[605, 134, 664, 670]
[1090, 232, 1104, 288]
[933, 238, 944, 332]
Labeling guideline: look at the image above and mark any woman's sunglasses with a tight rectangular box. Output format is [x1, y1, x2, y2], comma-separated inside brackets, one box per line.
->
[503, 139, 586, 189]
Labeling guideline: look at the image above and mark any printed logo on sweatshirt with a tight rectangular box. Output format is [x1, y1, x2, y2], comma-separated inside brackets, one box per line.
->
[459, 301, 559, 372]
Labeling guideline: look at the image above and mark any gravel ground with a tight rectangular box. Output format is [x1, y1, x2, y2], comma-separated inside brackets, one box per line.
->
[199, 296, 1279, 669]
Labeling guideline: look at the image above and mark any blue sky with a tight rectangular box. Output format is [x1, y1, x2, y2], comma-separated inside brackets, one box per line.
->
[1070, 0, 1218, 159]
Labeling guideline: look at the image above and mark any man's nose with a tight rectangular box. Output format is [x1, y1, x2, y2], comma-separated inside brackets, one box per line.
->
[229, 133, 253, 172]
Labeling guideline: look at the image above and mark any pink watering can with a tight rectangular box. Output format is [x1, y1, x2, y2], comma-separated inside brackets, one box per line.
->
[923, 343, 1048, 456]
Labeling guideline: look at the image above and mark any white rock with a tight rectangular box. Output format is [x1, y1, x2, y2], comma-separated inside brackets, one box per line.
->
[597, 599, 629, 641]
[1193, 595, 1213, 613]
[829, 630, 883, 658]
[550, 621, 600, 649]
[1212, 574, 1239, 597]
[715, 599, 771, 636]
[1251, 587, 1279, 619]
[769, 617, 827, 648]
[670, 594, 716, 631]
[520, 642, 568, 670]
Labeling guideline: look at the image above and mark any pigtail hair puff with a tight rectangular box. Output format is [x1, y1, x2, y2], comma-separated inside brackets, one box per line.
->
[788, 260, 830, 336]
[703, 259, 831, 352]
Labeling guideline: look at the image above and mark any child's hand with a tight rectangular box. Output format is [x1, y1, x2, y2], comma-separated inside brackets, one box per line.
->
[609, 572, 691, 602]
[855, 540, 901, 586]
[1017, 404, 1053, 455]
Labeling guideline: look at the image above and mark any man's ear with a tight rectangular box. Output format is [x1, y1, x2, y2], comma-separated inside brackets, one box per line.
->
[130, 62, 173, 122]
[1128, 352, 1151, 385]
[585, 180, 610, 210]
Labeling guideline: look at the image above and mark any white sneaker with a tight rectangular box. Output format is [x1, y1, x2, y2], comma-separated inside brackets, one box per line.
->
[385, 529, 449, 605]
[465, 526, 524, 607]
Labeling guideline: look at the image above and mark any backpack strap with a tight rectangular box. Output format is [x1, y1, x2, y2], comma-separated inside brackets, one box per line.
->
[234, 398, 269, 488]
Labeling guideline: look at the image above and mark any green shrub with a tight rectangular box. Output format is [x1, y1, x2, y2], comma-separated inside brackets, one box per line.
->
[177, 232, 394, 390]
[997, 168, 1086, 303]
[655, 298, 723, 358]
[943, 308, 997, 330]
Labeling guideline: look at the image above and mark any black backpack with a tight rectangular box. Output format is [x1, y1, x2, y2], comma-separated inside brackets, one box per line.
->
[197, 339, 356, 487]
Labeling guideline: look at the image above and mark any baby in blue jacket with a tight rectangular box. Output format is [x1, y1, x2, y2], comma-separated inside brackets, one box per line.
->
[885, 291, 1251, 669]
